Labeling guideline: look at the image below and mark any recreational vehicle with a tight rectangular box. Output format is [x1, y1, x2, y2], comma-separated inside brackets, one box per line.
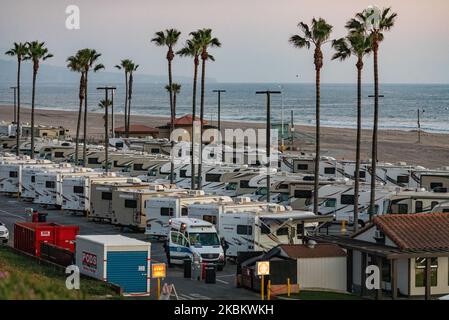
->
[0, 159, 52, 194]
[21, 163, 64, 199]
[385, 189, 449, 214]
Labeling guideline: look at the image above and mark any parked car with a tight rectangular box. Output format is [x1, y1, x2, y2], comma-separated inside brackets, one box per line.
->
[0, 222, 9, 244]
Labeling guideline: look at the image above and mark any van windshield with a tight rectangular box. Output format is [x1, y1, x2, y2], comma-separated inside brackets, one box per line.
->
[189, 232, 219, 246]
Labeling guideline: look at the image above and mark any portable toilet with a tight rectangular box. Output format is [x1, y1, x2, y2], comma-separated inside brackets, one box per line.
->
[75, 235, 151, 296]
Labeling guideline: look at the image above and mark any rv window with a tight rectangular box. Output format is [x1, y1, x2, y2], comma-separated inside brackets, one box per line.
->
[430, 182, 443, 191]
[150, 148, 160, 154]
[180, 170, 188, 178]
[133, 164, 144, 171]
[9, 171, 18, 178]
[325, 198, 337, 208]
[125, 199, 137, 209]
[101, 192, 112, 200]
[240, 180, 250, 189]
[237, 225, 252, 235]
[341, 195, 355, 205]
[232, 157, 237, 164]
[73, 186, 84, 194]
[278, 184, 289, 190]
[256, 187, 267, 196]
[294, 190, 312, 199]
[181, 207, 188, 216]
[148, 169, 158, 177]
[397, 204, 408, 214]
[324, 167, 336, 175]
[203, 215, 217, 225]
[397, 175, 410, 184]
[161, 207, 174, 216]
[225, 182, 237, 191]
[443, 209, 449, 213]
[205, 174, 221, 182]
[415, 201, 423, 213]
[358, 171, 366, 179]
[45, 181, 56, 189]
[115, 142, 124, 148]
[297, 224, 304, 236]
[260, 224, 271, 235]
[54, 152, 64, 158]
[431, 201, 439, 210]
[31, 176, 35, 183]
[59, 130, 65, 135]
[280, 193, 290, 202]
[276, 227, 289, 236]
[88, 158, 100, 164]
[297, 164, 308, 171]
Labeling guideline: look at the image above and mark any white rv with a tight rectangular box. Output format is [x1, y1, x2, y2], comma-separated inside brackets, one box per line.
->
[0, 159, 52, 194]
[385, 189, 449, 214]
[21, 163, 64, 199]
[144, 191, 231, 238]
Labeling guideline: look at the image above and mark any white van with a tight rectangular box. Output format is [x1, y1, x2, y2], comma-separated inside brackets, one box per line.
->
[168, 218, 225, 270]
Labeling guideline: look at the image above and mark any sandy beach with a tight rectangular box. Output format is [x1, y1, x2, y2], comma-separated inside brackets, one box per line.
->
[1, 104, 449, 169]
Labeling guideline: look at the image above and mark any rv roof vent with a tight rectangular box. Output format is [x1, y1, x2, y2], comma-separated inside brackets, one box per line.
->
[148, 184, 164, 191]
[188, 190, 205, 197]
[267, 204, 279, 212]
[396, 161, 407, 166]
[234, 196, 252, 204]
[285, 206, 293, 211]
[307, 240, 317, 249]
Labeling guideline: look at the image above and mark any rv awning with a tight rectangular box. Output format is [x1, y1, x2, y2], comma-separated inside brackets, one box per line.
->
[260, 213, 334, 223]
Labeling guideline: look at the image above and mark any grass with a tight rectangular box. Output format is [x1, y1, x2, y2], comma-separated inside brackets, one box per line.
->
[279, 290, 363, 300]
[0, 246, 119, 300]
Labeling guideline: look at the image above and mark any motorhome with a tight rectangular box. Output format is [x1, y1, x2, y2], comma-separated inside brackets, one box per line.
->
[0, 159, 52, 194]
[0, 122, 18, 137]
[39, 143, 75, 163]
[128, 155, 170, 177]
[167, 218, 225, 269]
[385, 189, 449, 214]
[89, 178, 145, 222]
[419, 171, 449, 192]
[219, 206, 333, 257]
[34, 167, 93, 207]
[21, 163, 64, 199]
[111, 184, 187, 230]
[144, 192, 231, 238]
[61, 173, 132, 214]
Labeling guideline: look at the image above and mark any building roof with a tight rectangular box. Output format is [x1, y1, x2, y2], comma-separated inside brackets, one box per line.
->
[173, 114, 208, 126]
[279, 244, 347, 259]
[114, 125, 158, 134]
[76, 235, 151, 247]
[373, 213, 449, 251]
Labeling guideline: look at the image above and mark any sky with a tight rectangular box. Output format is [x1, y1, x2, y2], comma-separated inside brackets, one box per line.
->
[1, 0, 449, 84]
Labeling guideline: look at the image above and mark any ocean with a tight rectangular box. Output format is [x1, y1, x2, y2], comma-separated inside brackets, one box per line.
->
[0, 82, 448, 133]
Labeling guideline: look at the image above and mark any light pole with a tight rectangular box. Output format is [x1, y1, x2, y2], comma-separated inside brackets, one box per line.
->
[417, 108, 425, 143]
[278, 85, 285, 151]
[256, 90, 281, 203]
[97, 86, 116, 173]
[10, 86, 17, 124]
[212, 90, 226, 132]
[111, 88, 115, 138]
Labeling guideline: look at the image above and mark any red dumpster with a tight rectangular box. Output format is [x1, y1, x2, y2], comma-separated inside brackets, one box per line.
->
[54, 225, 79, 252]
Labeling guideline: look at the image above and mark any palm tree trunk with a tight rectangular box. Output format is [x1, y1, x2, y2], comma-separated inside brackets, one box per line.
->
[168, 58, 175, 184]
[105, 99, 109, 173]
[198, 57, 206, 190]
[127, 73, 133, 135]
[75, 73, 84, 165]
[30, 67, 37, 160]
[16, 59, 21, 156]
[313, 67, 320, 214]
[83, 71, 89, 167]
[369, 38, 379, 220]
[124, 72, 129, 137]
[190, 60, 199, 190]
[354, 60, 363, 232]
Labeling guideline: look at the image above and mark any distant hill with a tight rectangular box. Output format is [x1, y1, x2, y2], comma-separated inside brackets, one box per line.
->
[0, 59, 215, 84]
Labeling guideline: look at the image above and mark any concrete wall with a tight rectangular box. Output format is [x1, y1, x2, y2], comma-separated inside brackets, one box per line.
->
[297, 257, 347, 292]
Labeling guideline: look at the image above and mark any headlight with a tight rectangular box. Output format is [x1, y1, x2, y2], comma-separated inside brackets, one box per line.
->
[219, 253, 225, 261]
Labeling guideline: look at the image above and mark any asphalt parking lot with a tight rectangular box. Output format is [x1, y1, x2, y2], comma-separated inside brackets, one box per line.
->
[0, 194, 259, 300]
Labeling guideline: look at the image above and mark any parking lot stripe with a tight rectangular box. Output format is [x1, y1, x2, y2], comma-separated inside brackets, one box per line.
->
[0, 209, 26, 220]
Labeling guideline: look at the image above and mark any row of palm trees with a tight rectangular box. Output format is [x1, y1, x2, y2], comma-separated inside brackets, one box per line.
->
[289, 7, 396, 231]
[5, 42, 53, 158]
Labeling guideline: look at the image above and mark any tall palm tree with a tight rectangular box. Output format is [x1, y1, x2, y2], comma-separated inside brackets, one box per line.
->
[127, 61, 139, 135]
[165, 83, 181, 117]
[99, 99, 111, 172]
[350, 7, 397, 219]
[290, 18, 333, 215]
[26, 41, 53, 159]
[177, 34, 215, 189]
[79, 49, 104, 167]
[115, 59, 132, 136]
[332, 26, 372, 231]
[194, 28, 221, 189]
[67, 50, 88, 165]
[151, 29, 181, 184]
[5, 43, 29, 156]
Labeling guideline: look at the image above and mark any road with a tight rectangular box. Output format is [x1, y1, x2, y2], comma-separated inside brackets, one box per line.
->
[0, 194, 259, 300]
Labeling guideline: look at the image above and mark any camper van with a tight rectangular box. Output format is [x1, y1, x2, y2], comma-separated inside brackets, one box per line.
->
[21, 163, 63, 199]
[145, 192, 231, 238]
[385, 189, 449, 214]
[111, 184, 187, 230]
[219, 206, 331, 257]
[61, 173, 131, 213]
[0, 159, 52, 194]
[168, 218, 225, 270]
[89, 178, 145, 222]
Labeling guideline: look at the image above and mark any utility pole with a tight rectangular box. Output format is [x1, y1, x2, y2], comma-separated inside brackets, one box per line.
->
[417, 108, 425, 143]
[256, 90, 281, 203]
[111, 88, 115, 138]
[10, 86, 17, 124]
[290, 110, 294, 151]
[97, 86, 116, 173]
[212, 90, 226, 164]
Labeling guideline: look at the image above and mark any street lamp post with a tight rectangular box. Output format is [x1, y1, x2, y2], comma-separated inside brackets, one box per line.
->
[417, 108, 425, 143]
[278, 85, 285, 151]
[10, 86, 17, 124]
[97, 86, 116, 173]
[111, 88, 115, 138]
[256, 90, 281, 203]
[212, 90, 226, 132]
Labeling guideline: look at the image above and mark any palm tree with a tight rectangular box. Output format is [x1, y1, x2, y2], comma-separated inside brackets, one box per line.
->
[177, 34, 215, 189]
[115, 59, 132, 136]
[99, 99, 112, 172]
[151, 29, 181, 184]
[26, 41, 53, 159]
[79, 49, 104, 167]
[194, 28, 221, 189]
[67, 50, 88, 165]
[350, 7, 397, 219]
[165, 83, 181, 117]
[5, 43, 29, 156]
[127, 61, 139, 135]
[290, 18, 333, 215]
[332, 26, 372, 231]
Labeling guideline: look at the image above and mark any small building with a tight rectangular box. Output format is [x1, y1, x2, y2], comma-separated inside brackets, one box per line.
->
[22, 125, 69, 139]
[312, 213, 449, 299]
[114, 125, 159, 138]
[157, 114, 217, 142]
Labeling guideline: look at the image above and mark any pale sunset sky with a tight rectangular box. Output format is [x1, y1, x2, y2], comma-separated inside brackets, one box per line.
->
[1, 0, 448, 83]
